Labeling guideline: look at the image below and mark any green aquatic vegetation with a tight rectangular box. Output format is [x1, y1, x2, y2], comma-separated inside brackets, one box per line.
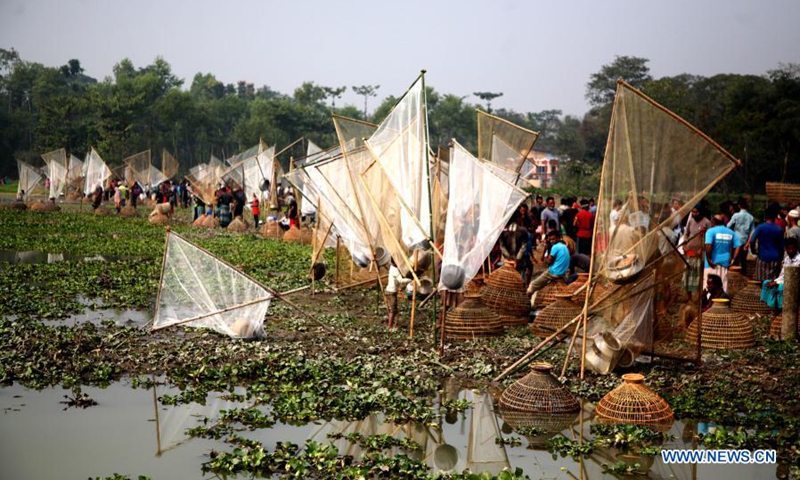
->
[590, 424, 673, 450]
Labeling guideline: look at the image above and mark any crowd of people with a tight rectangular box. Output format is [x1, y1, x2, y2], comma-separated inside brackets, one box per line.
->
[492, 194, 800, 320]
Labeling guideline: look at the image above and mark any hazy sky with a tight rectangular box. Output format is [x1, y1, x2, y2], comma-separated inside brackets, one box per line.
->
[2, 0, 798, 117]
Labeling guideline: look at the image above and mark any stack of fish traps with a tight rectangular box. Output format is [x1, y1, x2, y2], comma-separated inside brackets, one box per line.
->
[595, 373, 674, 431]
[532, 279, 574, 310]
[531, 294, 582, 337]
[443, 294, 504, 340]
[731, 280, 773, 316]
[685, 299, 755, 350]
[480, 263, 530, 326]
[727, 266, 749, 298]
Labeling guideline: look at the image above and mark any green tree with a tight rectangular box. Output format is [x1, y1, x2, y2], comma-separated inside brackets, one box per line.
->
[352, 84, 380, 118]
[473, 91, 502, 113]
[586, 55, 652, 107]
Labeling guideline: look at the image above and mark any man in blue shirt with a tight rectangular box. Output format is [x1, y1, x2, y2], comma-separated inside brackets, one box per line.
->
[748, 209, 785, 281]
[704, 214, 742, 293]
[727, 199, 754, 275]
[527, 229, 570, 308]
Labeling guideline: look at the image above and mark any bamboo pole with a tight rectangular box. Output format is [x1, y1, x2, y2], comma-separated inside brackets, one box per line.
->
[335, 237, 340, 288]
[333, 274, 389, 292]
[695, 233, 705, 366]
[439, 291, 447, 356]
[152, 297, 270, 331]
[410, 284, 417, 339]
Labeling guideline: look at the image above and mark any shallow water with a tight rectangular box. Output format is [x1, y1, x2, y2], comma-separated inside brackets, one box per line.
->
[0, 382, 778, 479]
[40, 306, 151, 327]
[0, 249, 137, 264]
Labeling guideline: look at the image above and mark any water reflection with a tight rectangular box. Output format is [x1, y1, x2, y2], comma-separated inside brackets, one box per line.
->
[0, 381, 781, 479]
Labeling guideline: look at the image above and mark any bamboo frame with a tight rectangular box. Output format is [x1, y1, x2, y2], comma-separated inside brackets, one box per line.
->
[151, 231, 352, 345]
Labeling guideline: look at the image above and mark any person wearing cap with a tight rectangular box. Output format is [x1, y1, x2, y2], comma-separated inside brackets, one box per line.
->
[704, 214, 741, 292]
[727, 198, 754, 275]
[748, 207, 785, 281]
[527, 229, 570, 308]
[786, 208, 800, 243]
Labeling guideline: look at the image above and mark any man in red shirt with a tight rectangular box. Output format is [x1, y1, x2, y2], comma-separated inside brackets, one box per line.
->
[574, 200, 594, 255]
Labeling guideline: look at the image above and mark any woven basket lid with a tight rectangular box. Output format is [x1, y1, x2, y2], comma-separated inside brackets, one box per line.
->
[485, 263, 526, 290]
[444, 294, 503, 339]
[532, 294, 581, 337]
[731, 280, 773, 315]
[685, 299, 755, 350]
[595, 373, 674, 430]
[533, 279, 573, 309]
[499, 363, 581, 414]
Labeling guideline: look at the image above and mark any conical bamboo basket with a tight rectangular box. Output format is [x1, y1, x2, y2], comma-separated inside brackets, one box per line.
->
[283, 225, 303, 242]
[685, 299, 755, 350]
[480, 263, 530, 326]
[531, 294, 581, 337]
[595, 373, 674, 431]
[227, 216, 248, 232]
[120, 205, 137, 217]
[533, 279, 573, 309]
[769, 314, 799, 340]
[260, 221, 283, 238]
[499, 363, 581, 414]
[444, 294, 503, 340]
[731, 280, 773, 315]
[727, 266, 749, 298]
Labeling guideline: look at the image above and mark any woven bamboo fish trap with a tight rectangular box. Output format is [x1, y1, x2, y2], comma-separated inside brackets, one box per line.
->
[149, 212, 169, 225]
[685, 299, 755, 350]
[653, 315, 674, 343]
[481, 263, 530, 326]
[444, 294, 503, 340]
[202, 214, 218, 228]
[192, 214, 206, 227]
[466, 276, 486, 296]
[531, 294, 581, 337]
[595, 373, 674, 431]
[260, 221, 283, 238]
[533, 279, 573, 309]
[727, 266, 749, 298]
[731, 280, 773, 315]
[746, 258, 757, 279]
[282, 225, 303, 242]
[30, 200, 60, 212]
[499, 363, 581, 414]
[120, 205, 137, 217]
[227, 216, 248, 232]
[769, 314, 799, 340]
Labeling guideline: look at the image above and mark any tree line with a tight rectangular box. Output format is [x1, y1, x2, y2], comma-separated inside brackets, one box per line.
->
[0, 48, 797, 195]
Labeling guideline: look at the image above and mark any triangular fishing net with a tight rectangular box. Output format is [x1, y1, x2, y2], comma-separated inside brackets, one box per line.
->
[477, 111, 539, 174]
[153, 232, 272, 339]
[83, 148, 112, 195]
[365, 76, 431, 249]
[593, 81, 739, 285]
[186, 157, 223, 205]
[580, 80, 739, 369]
[67, 154, 84, 192]
[147, 165, 168, 188]
[226, 143, 260, 166]
[17, 160, 43, 200]
[439, 141, 528, 291]
[41, 148, 68, 199]
[312, 154, 373, 262]
[124, 150, 152, 187]
[161, 149, 179, 179]
[333, 115, 377, 154]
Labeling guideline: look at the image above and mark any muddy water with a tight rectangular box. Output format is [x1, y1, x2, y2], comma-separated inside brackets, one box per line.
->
[0, 382, 778, 479]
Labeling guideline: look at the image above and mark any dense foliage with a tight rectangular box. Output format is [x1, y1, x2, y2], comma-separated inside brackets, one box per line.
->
[1, 49, 798, 194]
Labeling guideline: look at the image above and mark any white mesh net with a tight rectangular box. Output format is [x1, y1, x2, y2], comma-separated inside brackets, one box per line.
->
[42, 148, 68, 199]
[124, 150, 152, 187]
[153, 232, 272, 339]
[477, 111, 539, 174]
[439, 141, 528, 291]
[83, 148, 112, 195]
[333, 115, 377, 154]
[365, 76, 431, 248]
[467, 390, 510, 474]
[161, 149, 179, 179]
[17, 161, 43, 200]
